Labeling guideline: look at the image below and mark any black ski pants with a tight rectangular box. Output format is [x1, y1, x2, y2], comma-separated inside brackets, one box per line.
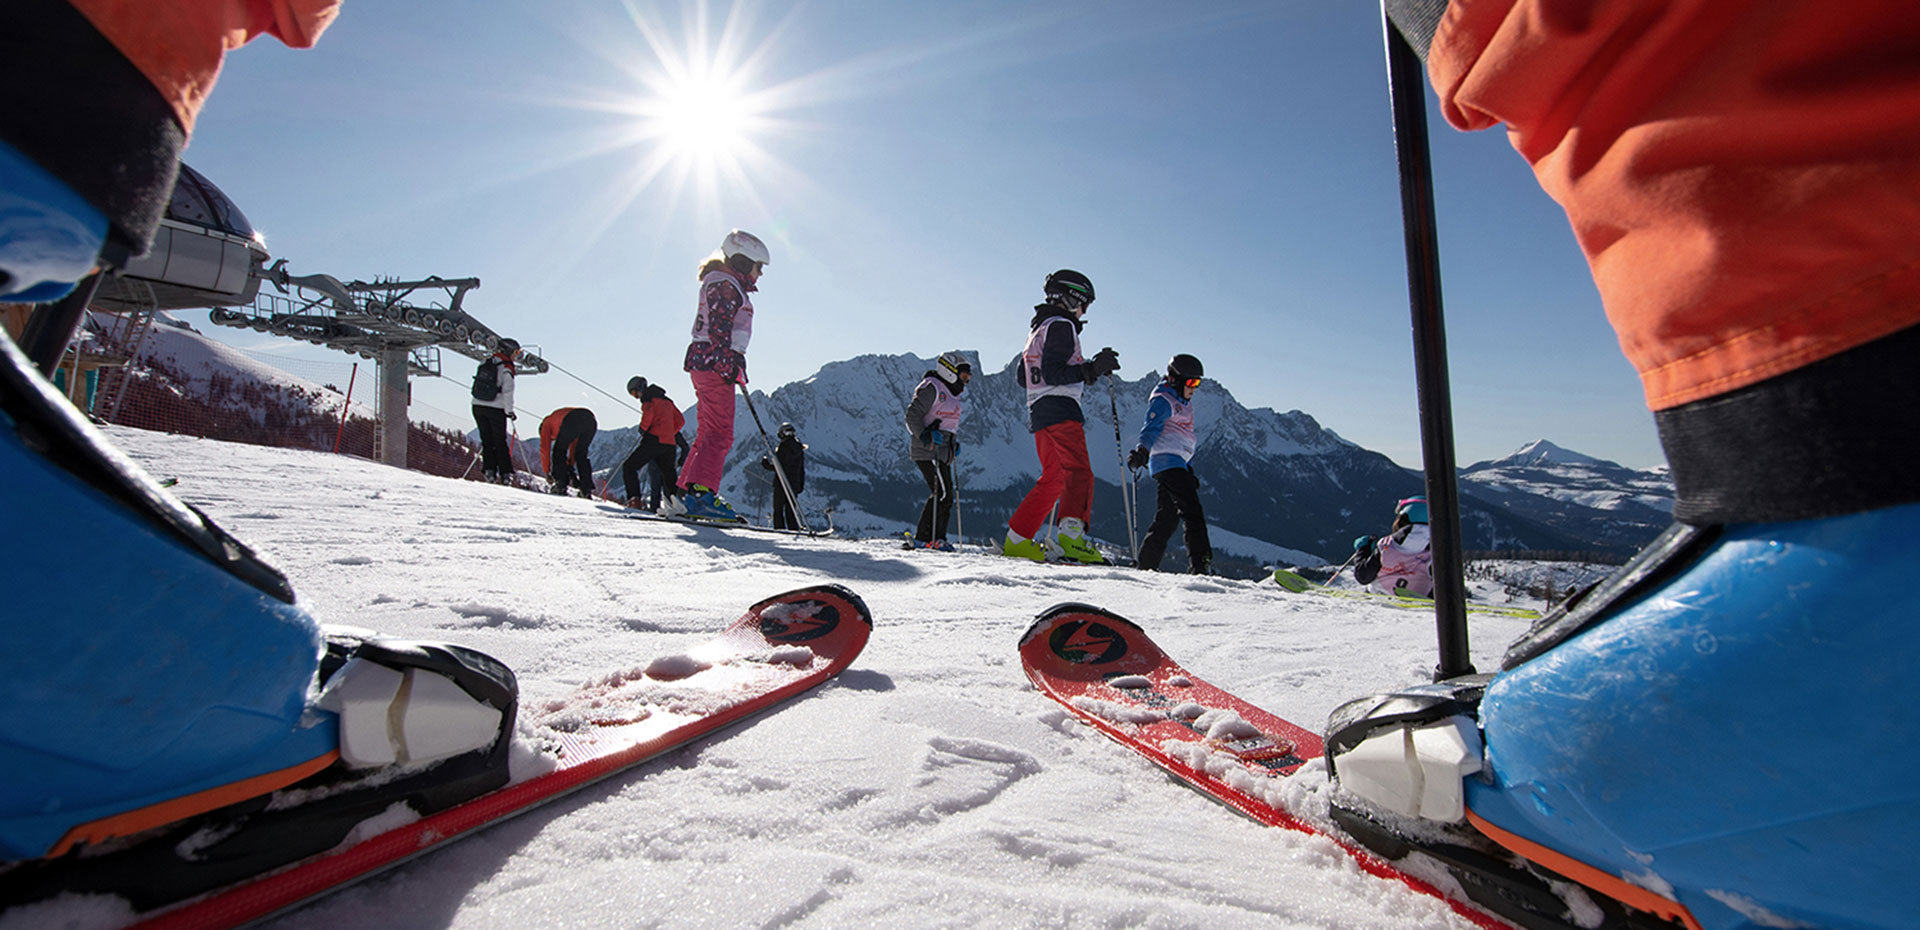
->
[473, 405, 511, 480]
[915, 459, 955, 542]
[769, 478, 802, 529]
[622, 438, 679, 506]
[1137, 466, 1211, 573]
[549, 408, 598, 495]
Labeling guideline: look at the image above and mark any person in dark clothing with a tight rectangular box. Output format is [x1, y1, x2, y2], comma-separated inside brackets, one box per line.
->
[471, 339, 520, 484]
[905, 351, 972, 550]
[619, 377, 687, 515]
[1129, 354, 1211, 574]
[760, 422, 806, 530]
[539, 406, 597, 498]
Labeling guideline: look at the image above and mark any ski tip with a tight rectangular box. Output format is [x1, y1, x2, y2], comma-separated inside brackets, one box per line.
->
[1271, 569, 1312, 592]
[1018, 602, 1144, 648]
[750, 584, 873, 630]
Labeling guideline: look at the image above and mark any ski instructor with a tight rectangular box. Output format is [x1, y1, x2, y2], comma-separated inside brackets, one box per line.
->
[1003, 270, 1120, 563]
[678, 229, 769, 523]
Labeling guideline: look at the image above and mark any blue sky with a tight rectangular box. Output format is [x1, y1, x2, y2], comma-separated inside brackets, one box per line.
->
[181, 0, 1662, 470]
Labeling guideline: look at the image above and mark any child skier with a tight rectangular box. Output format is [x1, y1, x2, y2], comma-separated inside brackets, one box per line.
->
[470, 339, 520, 484]
[620, 376, 687, 514]
[905, 351, 973, 550]
[1004, 270, 1120, 563]
[1127, 354, 1212, 574]
[538, 406, 598, 498]
[760, 422, 807, 530]
[1349, 496, 1431, 596]
[679, 229, 769, 523]
[1326, 5, 1920, 930]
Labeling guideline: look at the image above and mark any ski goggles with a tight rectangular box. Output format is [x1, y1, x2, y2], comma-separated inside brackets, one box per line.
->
[1182, 378, 1202, 389]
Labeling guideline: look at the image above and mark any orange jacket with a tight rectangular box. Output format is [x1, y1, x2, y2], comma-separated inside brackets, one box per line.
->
[539, 407, 586, 474]
[1426, 0, 1920, 410]
[67, 0, 339, 134]
[639, 396, 685, 446]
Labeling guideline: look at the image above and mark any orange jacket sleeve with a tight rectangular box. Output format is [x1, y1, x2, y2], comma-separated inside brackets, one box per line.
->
[1426, 0, 1920, 410]
[67, 0, 340, 134]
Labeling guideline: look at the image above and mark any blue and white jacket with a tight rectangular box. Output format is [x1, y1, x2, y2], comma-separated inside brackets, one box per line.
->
[1136, 381, 1196, 475]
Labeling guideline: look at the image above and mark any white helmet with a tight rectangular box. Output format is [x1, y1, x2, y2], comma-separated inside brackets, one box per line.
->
[935, 351, 972, 385]
[721, 229, 770, 267]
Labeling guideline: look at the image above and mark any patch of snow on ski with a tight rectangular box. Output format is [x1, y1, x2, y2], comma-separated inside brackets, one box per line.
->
[72, 425, 1546, 930]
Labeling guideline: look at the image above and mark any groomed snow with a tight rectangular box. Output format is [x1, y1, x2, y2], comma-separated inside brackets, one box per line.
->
[29, 426, 1543, 930]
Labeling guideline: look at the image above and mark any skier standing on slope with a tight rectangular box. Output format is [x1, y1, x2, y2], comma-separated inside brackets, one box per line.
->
[1326, 5, 1920, 930]
[471, 339, 520, 484]
[679, 229, 769, 523]
[760, 423, 807, 530]
[905, 351, 973, 551]
[620, 376, 687, 514]
[538, 406, 598, 498]
[1127, 354, 1212, 574]
[1004, 270, 1121, 563]
[1349, 496, 1431, 596]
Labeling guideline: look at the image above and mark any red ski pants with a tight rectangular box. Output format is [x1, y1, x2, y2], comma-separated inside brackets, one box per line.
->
[1009, 420, 1092, 538]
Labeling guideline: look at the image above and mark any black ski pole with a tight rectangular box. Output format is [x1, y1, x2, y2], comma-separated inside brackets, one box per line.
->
[736, 382, 808, 532]
[1384, 7, 1473, 681]
[1105, 375, 1139, 560]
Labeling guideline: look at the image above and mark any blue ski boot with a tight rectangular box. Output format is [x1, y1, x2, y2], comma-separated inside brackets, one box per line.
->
[1326, 510, 1920, 930]
[680, 485, 744, 523]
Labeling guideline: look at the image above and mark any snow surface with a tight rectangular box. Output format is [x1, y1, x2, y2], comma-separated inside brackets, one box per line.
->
[34, 426, 1548, 930]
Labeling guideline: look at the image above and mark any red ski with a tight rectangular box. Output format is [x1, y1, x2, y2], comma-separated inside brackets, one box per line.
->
[130, 584, 872, 930]
[1018, 602, 1507, 929]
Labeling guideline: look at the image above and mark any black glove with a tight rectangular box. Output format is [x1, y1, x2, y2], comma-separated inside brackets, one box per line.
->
[760, 455, 772, 469]
[1127, 446, 1150, 470]
[1083, 347, 1121, 382]
[506, 411, 517, 420]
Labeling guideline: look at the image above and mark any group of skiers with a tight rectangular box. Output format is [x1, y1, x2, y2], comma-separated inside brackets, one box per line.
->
[464, 229, 809, 528]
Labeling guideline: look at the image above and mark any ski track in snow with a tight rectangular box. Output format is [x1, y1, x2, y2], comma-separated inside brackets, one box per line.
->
[62, 426, 1541, 930]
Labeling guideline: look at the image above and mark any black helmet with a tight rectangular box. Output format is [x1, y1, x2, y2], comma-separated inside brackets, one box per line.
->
[1167, 354, 1203, 383]
[1043, 269, 1095, 306]
[497, 337, 520, 355]
[626, 376, 647, 395]
[778, 422, 796, 438]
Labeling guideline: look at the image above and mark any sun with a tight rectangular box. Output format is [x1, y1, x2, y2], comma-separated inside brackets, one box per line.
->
[653, 68, 754, 162]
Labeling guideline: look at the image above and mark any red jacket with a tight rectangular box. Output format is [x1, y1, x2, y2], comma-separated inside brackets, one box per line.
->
[1425, 0, 1920, 410]
[639, 396, 685, 446]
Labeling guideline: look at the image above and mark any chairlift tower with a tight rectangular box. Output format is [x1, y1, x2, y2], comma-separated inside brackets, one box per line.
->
[74, 160, 543, 469]
[208, 270, 546, 468]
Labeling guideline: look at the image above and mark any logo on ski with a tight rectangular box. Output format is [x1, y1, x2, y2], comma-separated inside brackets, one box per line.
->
[760, 600, 841, 642]
[1049, 620, 1127, 665]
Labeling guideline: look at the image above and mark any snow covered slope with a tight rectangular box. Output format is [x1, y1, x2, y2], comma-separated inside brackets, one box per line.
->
[30, 425, 1544, 930]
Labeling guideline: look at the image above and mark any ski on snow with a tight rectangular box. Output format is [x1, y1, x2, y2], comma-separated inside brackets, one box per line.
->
[1017, 603, 1507, 930]
[1270, 569, 1541, 620]
[607, 505, 837, 538]
[119, 585, 872, 930]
